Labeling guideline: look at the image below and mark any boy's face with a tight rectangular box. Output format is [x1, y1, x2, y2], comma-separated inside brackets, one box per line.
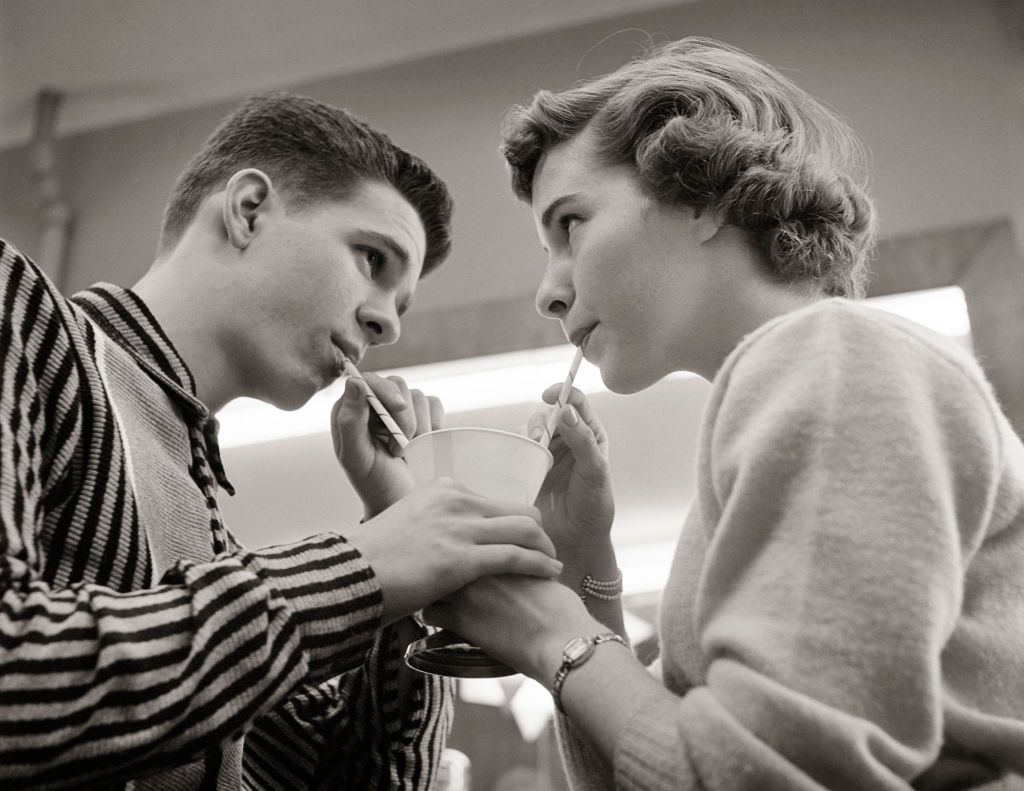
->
[228, 179, 426, 410]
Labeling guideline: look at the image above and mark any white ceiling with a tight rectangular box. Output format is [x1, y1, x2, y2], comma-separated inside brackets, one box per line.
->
[0, 0, 691, 151]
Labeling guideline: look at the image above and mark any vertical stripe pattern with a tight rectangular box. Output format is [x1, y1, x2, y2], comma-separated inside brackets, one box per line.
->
[0, 240, 452, 789]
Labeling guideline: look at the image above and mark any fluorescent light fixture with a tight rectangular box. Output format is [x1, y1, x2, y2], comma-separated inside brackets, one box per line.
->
[865, 285, 970, 338]
[217, 344, 625, 449]
[617, 539, 677, 596]
[217, 286, 971, 448]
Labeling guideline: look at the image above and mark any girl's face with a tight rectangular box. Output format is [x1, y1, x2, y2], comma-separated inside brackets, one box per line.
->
[531, 130, 721, 391]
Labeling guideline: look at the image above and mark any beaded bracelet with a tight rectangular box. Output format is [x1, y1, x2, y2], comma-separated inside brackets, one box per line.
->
[579, 568, 623, 601]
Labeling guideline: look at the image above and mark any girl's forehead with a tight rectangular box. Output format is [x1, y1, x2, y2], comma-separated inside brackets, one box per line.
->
[533, 136, 607, 206]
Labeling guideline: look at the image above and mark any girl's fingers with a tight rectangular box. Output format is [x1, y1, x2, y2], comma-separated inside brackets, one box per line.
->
[552, 405, 608, 483]
[526, 408, 552, 443]
[541, 384, 597, 422]
[535, 385, 607, 447]
[420, 602, 449, 628]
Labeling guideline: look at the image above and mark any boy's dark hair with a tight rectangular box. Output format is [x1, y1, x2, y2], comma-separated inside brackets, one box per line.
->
[160, 92, 453, 274]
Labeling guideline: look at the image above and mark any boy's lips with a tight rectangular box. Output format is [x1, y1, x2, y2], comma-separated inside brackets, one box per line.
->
[332, 337, 363, 367]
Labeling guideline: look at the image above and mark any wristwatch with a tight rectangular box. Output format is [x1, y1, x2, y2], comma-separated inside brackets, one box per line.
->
[551, 632, 626, 713]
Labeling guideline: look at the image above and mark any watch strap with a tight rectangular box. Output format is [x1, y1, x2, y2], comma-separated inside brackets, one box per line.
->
[551, 632, 626, 713]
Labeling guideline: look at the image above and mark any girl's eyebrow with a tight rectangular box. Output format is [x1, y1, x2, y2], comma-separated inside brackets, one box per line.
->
[540, 193, 582, 232]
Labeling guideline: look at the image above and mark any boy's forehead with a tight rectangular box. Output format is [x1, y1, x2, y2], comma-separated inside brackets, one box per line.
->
[324, 181, 427, 268]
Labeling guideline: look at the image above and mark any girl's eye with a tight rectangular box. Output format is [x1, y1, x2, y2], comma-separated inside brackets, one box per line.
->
[559, 214, 582, 239]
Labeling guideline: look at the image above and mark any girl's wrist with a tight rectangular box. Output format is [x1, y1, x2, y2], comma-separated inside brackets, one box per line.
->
[557, 540, 619, 588]
[531, 616, 604, 686]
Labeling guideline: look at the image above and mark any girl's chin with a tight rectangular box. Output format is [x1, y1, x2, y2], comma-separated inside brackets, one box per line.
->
[597, 362, 656, 395]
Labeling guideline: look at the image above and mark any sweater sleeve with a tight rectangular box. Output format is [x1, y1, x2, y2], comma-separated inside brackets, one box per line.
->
[614, 305, 1005, 790]
[0, 242, 386, 788]
[243, 620, 454, 790]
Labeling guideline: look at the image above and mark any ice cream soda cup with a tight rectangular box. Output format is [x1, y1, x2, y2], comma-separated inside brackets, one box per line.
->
[402, 427, 553, 677]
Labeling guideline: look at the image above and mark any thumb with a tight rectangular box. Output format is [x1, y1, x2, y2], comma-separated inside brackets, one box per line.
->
[332, 376, 371, 458]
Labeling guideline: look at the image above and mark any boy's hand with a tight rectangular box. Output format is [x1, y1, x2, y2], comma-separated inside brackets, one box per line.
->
[346, 479, 563, 624]
[331, 373, 444, 519]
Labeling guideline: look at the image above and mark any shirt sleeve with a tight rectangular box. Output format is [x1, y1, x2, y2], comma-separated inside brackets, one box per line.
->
[613, 306, 1006, 790]
[0, 242, 386, 788]
[243, 621, 454, 790]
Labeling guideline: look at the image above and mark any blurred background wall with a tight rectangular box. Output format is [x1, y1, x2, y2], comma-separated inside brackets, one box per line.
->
[2, 1, 1023, 788]
[3, 0, 1022, 297]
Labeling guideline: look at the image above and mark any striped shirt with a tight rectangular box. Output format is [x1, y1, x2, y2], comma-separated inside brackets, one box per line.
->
[0, 239, 453, 790]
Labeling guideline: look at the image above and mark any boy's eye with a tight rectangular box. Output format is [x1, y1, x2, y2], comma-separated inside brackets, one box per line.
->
[360, 247, 384, 273]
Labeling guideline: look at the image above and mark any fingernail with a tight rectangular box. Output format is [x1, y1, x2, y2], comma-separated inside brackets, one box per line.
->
[529, 426, 544, 442]
[552, 560, 564, 572]
[562, 405, 578, 426]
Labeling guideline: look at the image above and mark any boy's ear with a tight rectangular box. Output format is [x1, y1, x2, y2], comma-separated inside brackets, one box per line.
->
[222, 168, 275, 250]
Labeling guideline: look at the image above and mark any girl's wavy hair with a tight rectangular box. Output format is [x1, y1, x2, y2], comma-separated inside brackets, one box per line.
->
[501, 37, 876, 297]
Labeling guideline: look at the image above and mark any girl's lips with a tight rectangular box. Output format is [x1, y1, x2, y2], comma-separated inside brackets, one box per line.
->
[580, 327, 597, 359]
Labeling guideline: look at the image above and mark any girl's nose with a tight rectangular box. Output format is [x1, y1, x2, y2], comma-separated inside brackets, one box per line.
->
[535, 267, 573, 319]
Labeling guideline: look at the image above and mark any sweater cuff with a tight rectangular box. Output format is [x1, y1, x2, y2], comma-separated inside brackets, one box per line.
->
[245, 533, 383, 678]
[615, 688, 698, 790]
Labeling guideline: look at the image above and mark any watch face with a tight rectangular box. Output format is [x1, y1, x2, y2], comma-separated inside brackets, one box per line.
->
[564, 637, 591, 664]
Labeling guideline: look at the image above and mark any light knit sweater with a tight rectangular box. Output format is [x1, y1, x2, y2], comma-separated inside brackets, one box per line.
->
[560, 299, 1024, 790]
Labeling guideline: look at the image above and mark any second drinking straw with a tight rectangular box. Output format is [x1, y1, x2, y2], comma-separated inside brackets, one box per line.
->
[341, 358, 410, 451]
[538, 346, 585, 448]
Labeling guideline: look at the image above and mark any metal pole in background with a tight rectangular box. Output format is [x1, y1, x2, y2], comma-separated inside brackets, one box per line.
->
[30, 88, 73, 292]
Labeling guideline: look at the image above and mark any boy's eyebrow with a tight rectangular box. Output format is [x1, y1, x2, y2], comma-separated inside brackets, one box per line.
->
[358, 229, 411, 274]
[540, 193, 582, 232]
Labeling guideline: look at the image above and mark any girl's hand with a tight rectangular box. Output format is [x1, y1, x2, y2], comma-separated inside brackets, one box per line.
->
[331, 373, 444, 519]
[528, 386, 614, 554]
[422, 573, 598, 682]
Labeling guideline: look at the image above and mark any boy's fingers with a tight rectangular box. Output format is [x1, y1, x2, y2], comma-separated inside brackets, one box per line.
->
[363, 373, 409, 414]
[428, 395, 445, 431]
[409, 389, 433, 438]
[333, 377, 370, 456]
[385, 376, 418, 438]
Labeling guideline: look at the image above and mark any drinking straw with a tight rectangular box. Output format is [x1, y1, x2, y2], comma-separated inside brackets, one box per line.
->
[342, 358, 410, 450]
[538, 346, 585, 448]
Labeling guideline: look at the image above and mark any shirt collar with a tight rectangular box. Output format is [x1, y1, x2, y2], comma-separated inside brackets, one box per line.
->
[72, 283, 235, 495]
[73, 283, 201, 407]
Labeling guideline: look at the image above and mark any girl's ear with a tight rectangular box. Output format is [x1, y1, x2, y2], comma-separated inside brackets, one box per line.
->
[693, 210, 723, 244]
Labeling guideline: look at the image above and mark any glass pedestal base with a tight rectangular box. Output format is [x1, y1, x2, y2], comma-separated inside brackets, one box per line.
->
[404, 630, 516, 678]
